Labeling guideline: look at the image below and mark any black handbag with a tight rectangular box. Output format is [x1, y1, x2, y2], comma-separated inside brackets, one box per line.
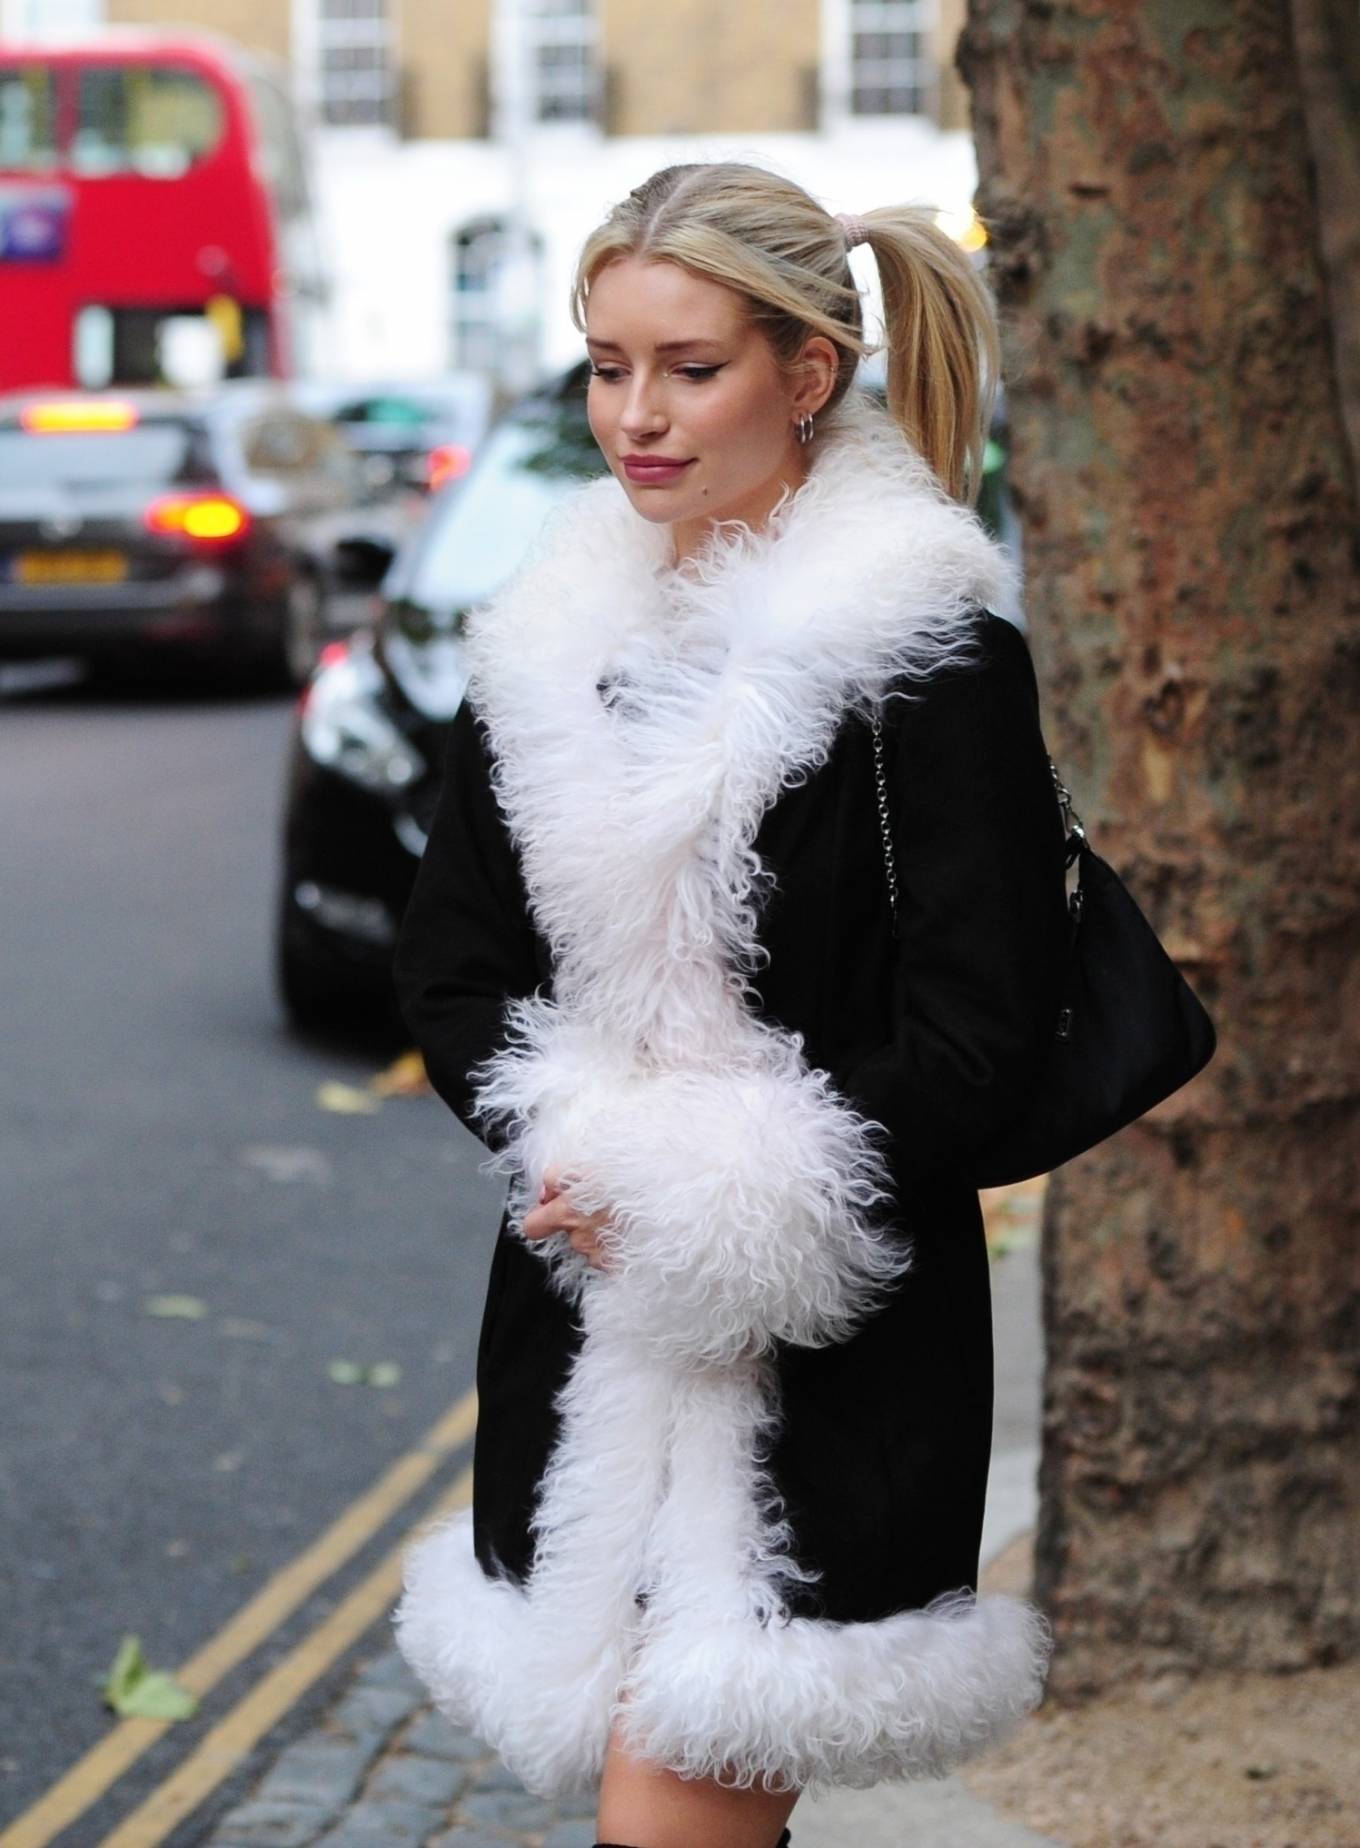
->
[870, 711, 1218, 1188]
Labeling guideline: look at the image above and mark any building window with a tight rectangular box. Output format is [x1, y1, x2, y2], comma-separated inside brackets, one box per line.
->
[849, 0, 934, 118]
[316, 0, 394, 127]
[528, 0, 596, 124]
[450, 217, 504, 373]
[449, 215, 544, 380]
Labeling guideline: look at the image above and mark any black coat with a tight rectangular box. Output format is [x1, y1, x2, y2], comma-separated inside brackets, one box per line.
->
[394, 611, 1069, 1756]
[389, 397, 1071, 1796]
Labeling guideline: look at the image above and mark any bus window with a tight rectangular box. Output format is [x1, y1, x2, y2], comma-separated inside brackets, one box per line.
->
[75, 304, 270, 386]
[0, 66, 59, 172]
[244, 71, 309, 226]
[72, 65, 224, 178]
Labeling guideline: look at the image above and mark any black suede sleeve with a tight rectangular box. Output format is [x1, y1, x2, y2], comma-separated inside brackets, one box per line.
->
[392, 697, 547, 1152]
[829, 613, 1071, 1185]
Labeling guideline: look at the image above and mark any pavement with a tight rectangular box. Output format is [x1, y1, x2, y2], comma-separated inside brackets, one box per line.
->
[204, 1232, 1062, 1848]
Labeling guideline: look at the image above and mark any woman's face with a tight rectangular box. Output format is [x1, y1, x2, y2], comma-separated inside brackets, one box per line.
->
[584, 255, 833, 561]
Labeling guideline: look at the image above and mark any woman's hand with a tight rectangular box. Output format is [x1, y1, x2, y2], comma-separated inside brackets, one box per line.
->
[520, 1164, 616, 1271]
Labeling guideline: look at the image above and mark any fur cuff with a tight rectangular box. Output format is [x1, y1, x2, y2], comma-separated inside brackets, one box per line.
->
[471, 1003, 911, 1368]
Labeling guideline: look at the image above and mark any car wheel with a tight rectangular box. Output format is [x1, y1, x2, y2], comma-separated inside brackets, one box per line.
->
[275, 879, 393, 1037]
[276, 880, 351, 1034]
[277, 571, 327, 691]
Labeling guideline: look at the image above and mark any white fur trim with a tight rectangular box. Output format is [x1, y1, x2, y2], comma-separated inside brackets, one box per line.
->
[395, 1297, 669, 1795]
[473, 1008, 909, 1368]
[616, 1358, 1052, 1791]
[394, 1292, 1052, 1797]
[463, 390, 1011, 1359]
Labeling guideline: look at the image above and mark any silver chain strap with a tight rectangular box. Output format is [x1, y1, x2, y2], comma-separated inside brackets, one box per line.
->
[870, 706, 901, 930]
[870, 706, 1087, 937]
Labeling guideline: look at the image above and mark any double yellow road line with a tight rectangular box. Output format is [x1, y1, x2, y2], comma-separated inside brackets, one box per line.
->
[2, 1388, 477, 1848]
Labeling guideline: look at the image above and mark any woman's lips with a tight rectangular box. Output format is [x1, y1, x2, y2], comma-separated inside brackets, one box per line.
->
[623, 457, 696, 484]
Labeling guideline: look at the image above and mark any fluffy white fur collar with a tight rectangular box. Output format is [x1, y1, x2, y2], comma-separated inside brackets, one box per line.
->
[466, 383, 1015, 749]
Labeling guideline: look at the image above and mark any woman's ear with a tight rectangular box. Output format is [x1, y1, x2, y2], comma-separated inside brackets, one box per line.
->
[792, 334, 840, 419]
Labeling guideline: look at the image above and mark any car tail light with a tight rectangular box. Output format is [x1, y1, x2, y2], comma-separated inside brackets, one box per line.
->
[144, 493, 251, 546]
[22, 399, 140, 433]
[426, 443, 471, 492]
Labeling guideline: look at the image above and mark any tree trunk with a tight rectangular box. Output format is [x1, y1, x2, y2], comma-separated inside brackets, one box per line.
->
[959, 0, 1360, 1698]
[1292, 0, 1360, 489]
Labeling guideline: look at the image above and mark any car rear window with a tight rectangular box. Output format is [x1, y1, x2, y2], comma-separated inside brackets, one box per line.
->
[407, 400, 605, 618]
[0, 424, 197, 491]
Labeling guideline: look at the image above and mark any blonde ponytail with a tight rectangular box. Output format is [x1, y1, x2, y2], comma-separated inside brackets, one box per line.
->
[857, 207, 999, 504]
[571, 164, 999, 504]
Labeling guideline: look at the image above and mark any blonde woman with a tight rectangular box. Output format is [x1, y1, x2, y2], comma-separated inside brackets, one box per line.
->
[392, 161, 1069, 1848]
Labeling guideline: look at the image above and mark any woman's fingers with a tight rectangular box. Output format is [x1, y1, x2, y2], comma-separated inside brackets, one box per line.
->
[521, 1196, 605, 1240]
[521, 1191, 614, 1271]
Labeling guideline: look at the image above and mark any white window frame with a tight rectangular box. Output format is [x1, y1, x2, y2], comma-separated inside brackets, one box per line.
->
[449, 215, 507, 373]
[821, 0, 939, 127]
[294, 0, 397, 131]
[526, 0, 596, 125]
[491, 0, 598, 139]
[448, 215, 544, 381]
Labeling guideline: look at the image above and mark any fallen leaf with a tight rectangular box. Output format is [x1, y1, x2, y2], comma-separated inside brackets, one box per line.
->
[370, 1050, 431, 1098]
[144, 1295, 208, 1320]
[316, 1082, 382, 1116]
[327, 1358, 401, 1388]
[101, 1636, 198, 1721]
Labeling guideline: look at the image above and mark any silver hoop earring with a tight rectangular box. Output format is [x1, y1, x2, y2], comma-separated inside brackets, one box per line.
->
[796, 411, 815, 445]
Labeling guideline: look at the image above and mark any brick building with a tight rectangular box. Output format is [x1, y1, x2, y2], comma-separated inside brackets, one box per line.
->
[2, 0, 978, 383]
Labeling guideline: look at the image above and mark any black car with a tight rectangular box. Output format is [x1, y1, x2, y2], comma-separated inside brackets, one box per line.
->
[274, 362, 1017, 1031]
[275, 361, 604, 1029]
[291, 376, 494, 500]
[0, 382, 396, 686]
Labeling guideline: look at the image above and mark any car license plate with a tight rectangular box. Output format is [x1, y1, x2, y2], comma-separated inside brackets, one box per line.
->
[13, 550, 129, 585]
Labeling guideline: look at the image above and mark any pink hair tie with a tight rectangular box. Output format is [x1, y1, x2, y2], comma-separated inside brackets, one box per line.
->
[836, 212, 871, 249]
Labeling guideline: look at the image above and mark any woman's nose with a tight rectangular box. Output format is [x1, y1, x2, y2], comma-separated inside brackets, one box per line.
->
[620, 386, 667, 438]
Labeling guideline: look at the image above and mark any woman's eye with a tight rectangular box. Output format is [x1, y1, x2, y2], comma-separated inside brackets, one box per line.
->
[586, 363, 722, 382]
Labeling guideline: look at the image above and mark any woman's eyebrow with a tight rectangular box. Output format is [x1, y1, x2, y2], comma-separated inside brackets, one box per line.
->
[585, 336, 727, 354]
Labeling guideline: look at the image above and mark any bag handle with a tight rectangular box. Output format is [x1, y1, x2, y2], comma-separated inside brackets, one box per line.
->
[869, 705, 1088, 938]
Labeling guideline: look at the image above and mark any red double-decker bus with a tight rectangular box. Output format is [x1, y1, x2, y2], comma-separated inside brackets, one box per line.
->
[0, 30, 326, 393]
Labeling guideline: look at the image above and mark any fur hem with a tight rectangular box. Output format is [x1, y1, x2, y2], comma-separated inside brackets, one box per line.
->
[472, 1005, 912, 1367]
[393, 1507, 1052, 1798]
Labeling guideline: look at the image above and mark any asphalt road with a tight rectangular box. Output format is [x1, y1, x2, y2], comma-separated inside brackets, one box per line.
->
[0, 663, 500, 1839]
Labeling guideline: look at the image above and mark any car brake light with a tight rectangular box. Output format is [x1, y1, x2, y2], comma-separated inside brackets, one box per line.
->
[22, 399, 140, 433]
[426, 443, 471, 492]
[144, 493, 251, 545]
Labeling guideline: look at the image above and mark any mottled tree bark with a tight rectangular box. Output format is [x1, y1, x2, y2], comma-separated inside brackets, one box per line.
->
[1292, 0, 1360, 487]
[959, 0, 1360, 1697]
